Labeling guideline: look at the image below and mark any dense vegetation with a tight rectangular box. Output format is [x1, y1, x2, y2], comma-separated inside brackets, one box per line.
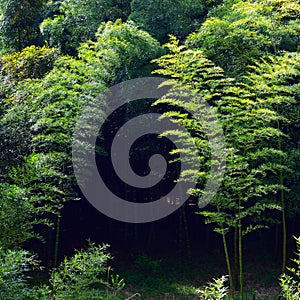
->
[0, 0, 299, 299]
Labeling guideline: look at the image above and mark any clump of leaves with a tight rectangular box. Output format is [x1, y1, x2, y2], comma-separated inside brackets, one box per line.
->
[0, 243, 131, 299]
[187, 0, 300, 77]
[129, 0, 206, 42]
[40, 0, 131, 54]
[0, 183, 48, 249]
[280, 236, 300, 300]
[0, 0, 45, 52]
[49, 242, 114, 299]
[0, 248, 49, 300]
[0, 45, 58, 104]
[197, 275, 228, 300]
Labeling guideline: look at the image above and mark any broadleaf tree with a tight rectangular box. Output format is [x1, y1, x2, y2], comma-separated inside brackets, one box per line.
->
[0, 0, 45, 52]
[187, 0, 300, 77]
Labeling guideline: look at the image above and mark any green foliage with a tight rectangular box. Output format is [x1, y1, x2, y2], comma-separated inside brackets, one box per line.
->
[11, 153, 75, 213]
[280, 236, 300, 299]
[0, 21, 161, 254]
[0, 248, 49, 300]
[0, 99, 34, 170]
[0, 45, 58, 82]
[152, 36, 289, 295]
[0, 53, 107, 247]
[197, 275, 228, 300]
[285, 145, 300, 216]
[244, 53, 300, 217]
[49, 243, 112, 299]
[40, 0, 131, 54]
[0, 0, 298, 297]
[153, 37, 284, 219]
[129, 0, 206, 42]
[0, 45, 58, 104]
[0, 183, 47, 249]
[0, 0, 45, 52]
[21, 20, 160, 182]
[187, 0, 300, 76]
[90, 20, 162, 82]
[108, 273, 127, 299]
[0, 244, 128, 300]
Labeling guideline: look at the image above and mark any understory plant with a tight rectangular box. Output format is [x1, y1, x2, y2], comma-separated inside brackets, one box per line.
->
[197, 275, 229, 300]
[49, 242, 112, 299]
[0, 243, 129, 300]
[0, 248, 49, 300]
[280, 236, 300, 300]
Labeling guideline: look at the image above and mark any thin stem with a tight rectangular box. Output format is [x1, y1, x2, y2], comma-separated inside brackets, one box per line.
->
[54, 214, 61, 268]
[277, 111, 286, 273]
[280, 150, 287, 274]
[239, 220, 243, 300]
[218, 208, 234, 299]
[222, 229, 235, 300]
[274, 222, 279, 260]
[106, 267, 110, 300]
[234, 224, 239, 290]
[183, 207, 191, 257]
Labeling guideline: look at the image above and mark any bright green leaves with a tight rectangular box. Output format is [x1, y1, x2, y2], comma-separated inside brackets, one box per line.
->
[187, 0, 300, 77]
[153, 37, 229, 207]
[0, 184, 38, 249]
[0, 45, 58, 105]
[244, 52, 300, 218]
[280, 236, 300, 300]
[0, 243, 120, 300]
[153, 36, 232, 103]
[90, 20, 162, 82]
[49, 243, 111, 299]
[0, 248, 44, 299]
[0, 45, 58, 82]
[152, 36, 292, 294]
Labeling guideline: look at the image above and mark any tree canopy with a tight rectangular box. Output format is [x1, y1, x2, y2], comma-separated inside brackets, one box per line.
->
[187, 0, 300, 76]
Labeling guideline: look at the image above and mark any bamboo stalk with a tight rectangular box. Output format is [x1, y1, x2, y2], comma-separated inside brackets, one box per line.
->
[53, 214, 61, 268]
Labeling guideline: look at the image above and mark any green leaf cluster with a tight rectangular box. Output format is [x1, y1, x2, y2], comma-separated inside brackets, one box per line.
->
[0, 0, 45, 52]
[187, 0, 300, 76]
[40, 0, 131, 54]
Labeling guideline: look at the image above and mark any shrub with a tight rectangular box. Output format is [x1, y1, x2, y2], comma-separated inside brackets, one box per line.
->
[0, 248, 49, 300]
[49, 242, 113, 299]
[0, 243, 130, 299]
[0, 46, 58, 102]
[197, 275, 228, 300]
[280, 236, 300, 300]
[0, 184, 39, 249]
